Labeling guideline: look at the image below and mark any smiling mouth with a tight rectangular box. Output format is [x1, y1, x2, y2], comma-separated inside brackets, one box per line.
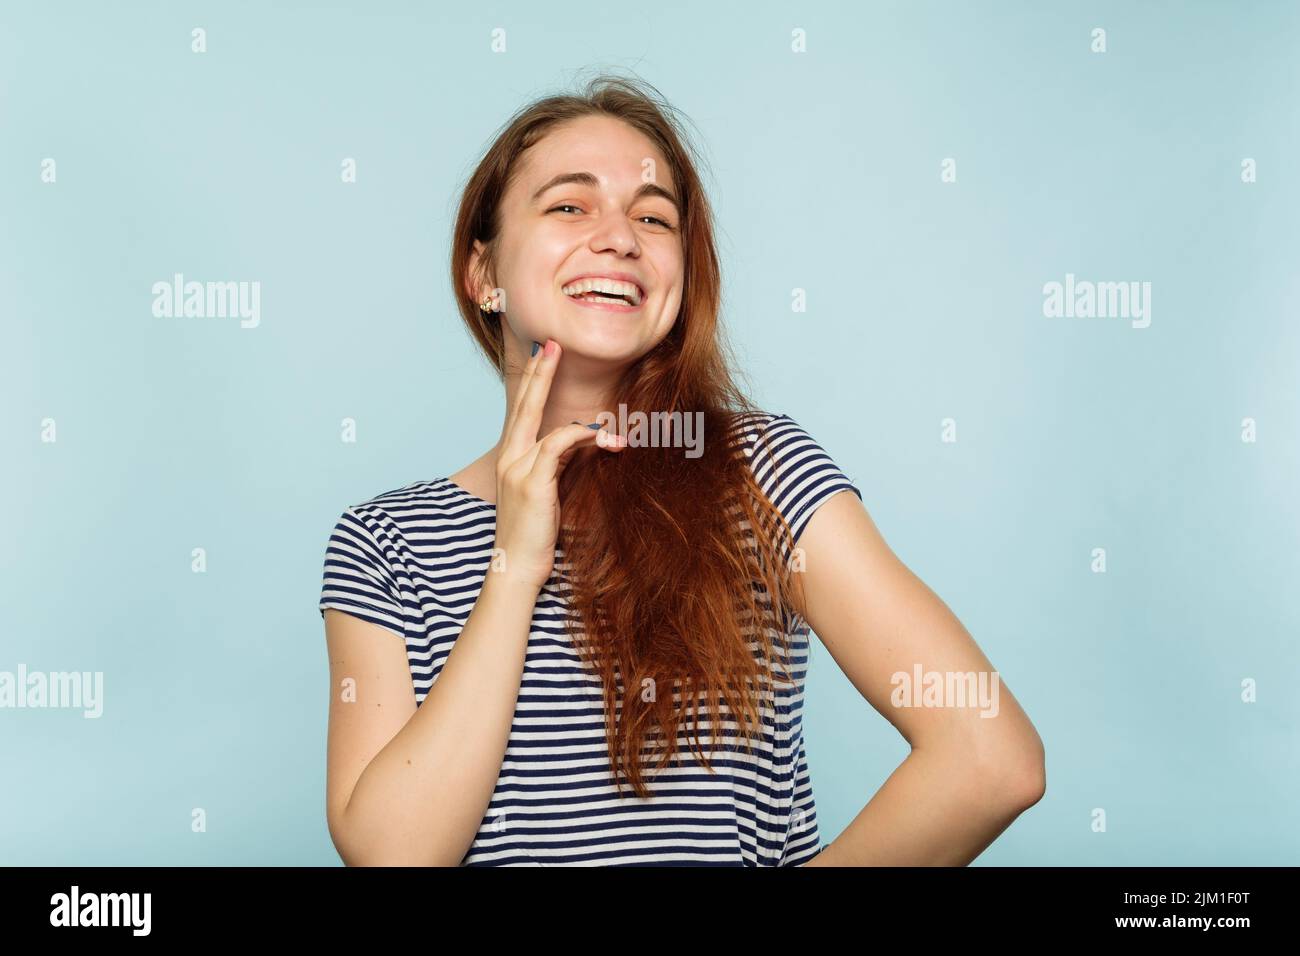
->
[560, 277, 646, 308]
[562, 290, 644, 312]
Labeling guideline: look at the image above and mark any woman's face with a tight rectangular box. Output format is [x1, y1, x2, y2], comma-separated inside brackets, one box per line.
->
[473, 114, 685, 368]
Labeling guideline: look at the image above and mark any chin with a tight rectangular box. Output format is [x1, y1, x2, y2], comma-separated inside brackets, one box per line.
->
[556, 328, 645, 364]
[548, 306, 645, 356]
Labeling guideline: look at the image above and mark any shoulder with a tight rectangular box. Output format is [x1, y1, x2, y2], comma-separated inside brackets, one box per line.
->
[726, 409, 845, 474]
[724, 408, 780, 443]
[360, 478, 438, 509]
[729, 409, 863, 545]
[320, 483, 438, 636]
[334, 479, 425, 531]
[327, 477, 483, 543]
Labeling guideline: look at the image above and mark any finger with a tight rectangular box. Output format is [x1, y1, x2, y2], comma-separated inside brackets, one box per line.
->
[505, 338, 561, 461]
[593, 427, 627, 452]
[553, 421, 620, 468]
[525, 422, 624, 486]
[555, 426, 626, 479]
[518, 420, 627, 474]
[509, 421, 595, 481]
[501, 341, 544, 446]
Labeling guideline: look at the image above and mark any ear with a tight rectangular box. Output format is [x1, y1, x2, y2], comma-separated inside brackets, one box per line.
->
[464, 239, 489, 302]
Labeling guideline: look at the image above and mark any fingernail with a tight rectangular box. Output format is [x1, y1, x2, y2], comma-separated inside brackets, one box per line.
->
[531, 341, 540, 356]
[543, 339, 558, 357]
[585, 422, 601, 429]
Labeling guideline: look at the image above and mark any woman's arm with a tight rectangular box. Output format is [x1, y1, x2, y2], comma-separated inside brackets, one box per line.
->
[325, 340, 620, 866]
[793, 490, 1046, 866]
[324, 570, 542, 867]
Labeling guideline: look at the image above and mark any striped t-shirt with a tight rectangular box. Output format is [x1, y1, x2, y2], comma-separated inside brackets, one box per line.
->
[319, 411, 862, 866]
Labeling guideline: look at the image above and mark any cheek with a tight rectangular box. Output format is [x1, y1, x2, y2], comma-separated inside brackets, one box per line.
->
[645, 289, 684, 344]
[500, 229, 567, 297]
[650, 251, 685, 315]
[660, 283, 685, 323]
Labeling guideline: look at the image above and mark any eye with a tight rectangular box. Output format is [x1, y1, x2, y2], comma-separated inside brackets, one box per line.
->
[548, 204, 675, 230]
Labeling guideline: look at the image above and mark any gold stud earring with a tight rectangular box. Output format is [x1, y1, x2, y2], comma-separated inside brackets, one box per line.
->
[479, 294, 496, 314]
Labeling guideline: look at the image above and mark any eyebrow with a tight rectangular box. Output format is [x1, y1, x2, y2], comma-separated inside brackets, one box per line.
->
[530, 171, 680, 213]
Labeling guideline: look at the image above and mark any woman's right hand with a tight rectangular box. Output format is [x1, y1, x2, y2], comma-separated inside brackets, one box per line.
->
[492, 338, 626, 590]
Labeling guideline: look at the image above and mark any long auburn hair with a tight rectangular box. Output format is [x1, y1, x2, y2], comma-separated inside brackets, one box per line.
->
[450, 72, 809, 798]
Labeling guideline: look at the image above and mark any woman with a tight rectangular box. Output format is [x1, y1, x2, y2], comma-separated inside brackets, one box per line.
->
[319, 74, 1045, 867]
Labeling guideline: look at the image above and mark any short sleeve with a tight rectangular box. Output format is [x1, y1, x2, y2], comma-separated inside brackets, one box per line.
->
[319, 506, 407, 640]
[742, 413, 863, 546]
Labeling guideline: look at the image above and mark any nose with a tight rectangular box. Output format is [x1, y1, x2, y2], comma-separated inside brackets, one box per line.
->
[586, 211, 640, 257]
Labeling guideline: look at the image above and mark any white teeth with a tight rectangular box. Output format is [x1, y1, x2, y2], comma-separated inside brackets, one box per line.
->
[561, 277, 643, 306]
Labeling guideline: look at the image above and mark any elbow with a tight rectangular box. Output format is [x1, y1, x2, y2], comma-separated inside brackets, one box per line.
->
[327, 807, 369, 867]
[981, 730, 1046, 811]
[1007, 755, 1046, 810]
[328, 802, 385, 867]
[328, 804, 463, 868]
[354, 848, 463, 868]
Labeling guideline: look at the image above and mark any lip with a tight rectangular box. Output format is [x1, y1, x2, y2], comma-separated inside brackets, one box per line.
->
[561, 271, 647, 302]
[563, 291, 643, 313]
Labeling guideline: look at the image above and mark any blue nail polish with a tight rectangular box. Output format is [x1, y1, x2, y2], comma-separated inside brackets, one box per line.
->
[531, 341, 540, 356]
[586, 422, 601, 429]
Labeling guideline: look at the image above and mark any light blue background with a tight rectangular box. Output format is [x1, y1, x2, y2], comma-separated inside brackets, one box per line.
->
[2, 0, 1296, 865]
